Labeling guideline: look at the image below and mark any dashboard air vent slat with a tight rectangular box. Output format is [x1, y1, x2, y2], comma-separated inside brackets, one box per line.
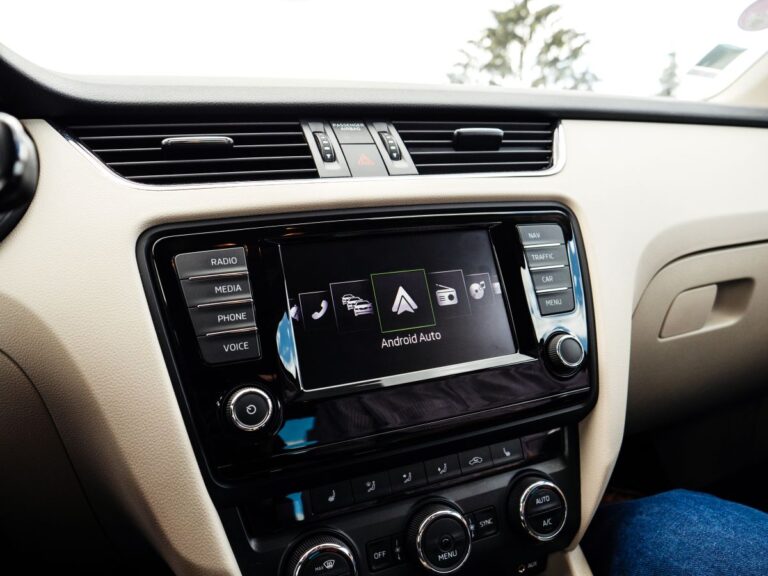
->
[67, 121, 318, 185]
[393, 120, 556, 175]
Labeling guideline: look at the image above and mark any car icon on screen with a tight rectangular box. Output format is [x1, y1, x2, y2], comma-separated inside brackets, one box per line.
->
[353, 300, 374, 316]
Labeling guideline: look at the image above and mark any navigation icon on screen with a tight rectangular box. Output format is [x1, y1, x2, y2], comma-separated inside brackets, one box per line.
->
[392, 286, 418, 315]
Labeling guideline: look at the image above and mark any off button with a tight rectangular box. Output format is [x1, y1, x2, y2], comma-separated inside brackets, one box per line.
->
[198, 329, 261, 364]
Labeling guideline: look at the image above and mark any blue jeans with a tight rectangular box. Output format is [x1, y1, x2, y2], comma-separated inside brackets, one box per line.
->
[582, 489, 768, 576]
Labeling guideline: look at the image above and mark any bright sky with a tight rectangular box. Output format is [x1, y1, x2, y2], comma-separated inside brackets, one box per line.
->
[1, 0, 767, 99]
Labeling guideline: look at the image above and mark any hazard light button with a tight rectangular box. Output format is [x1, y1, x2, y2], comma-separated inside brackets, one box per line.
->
[342, 144, 388, 177]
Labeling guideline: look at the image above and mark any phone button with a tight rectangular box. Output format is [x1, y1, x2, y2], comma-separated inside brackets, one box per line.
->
[489, 439, 524, 466]
[424, 454, 461, 484]
[298, 290, 335, 332]
[310, 481, 353, 514]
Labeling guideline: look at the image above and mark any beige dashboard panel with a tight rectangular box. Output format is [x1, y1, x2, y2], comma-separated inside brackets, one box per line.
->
[630, 243, 768, 432]
[0, 119, 767, 575]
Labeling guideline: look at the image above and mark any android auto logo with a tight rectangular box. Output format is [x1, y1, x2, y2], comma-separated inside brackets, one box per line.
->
[392, 286, 417, 315]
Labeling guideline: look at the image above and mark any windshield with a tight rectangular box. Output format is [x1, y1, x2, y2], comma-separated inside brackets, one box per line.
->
[2, 0, 768, 100]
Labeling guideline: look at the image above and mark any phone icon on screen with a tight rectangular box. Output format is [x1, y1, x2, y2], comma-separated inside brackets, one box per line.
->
[311, 299, 329, 320]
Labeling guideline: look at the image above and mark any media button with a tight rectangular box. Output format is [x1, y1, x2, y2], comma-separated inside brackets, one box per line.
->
[389, 463, 427, 493]
[465, 272, 493, 307]
[458, 447, 493, 474]
[299, 290, 335, 332]
[311, 481, 354, 514]
[371, 270, 436, 333]
[181, 274, 252, 306]
[428, 270, 470, 319]
[329, 279, 378, 333]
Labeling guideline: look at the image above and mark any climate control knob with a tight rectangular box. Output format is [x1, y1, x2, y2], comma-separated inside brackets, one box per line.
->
[284, 534, 357, 576]
[407, 503, 471, 574]
[226, 386, 274, 432]
[545, 332, 585, 375]
[509, 476, 567, 542]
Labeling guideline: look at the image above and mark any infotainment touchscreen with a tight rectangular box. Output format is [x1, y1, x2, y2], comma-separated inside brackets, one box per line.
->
[280, 229, 518, 391]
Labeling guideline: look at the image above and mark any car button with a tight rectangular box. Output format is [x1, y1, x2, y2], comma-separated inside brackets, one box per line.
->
[367, 537, 394, 572]
[530, 268, 572, 292]
[424, 454, 461, 483]
[175, 247, 247, 278]
[537, 290, 575, 316]
[525, 245, 568, 269]
[311, 482, 354, 514]
[474, 507, 498, 539]
[181, 274, 252, 306]
[517, 224, 565, 246]
[458, 447, 493, 474]
[490, 439, 524, 465]
[351, 471, 391, 502]
[189, 301, 256, 335]
[197, 329, 261, 364]
[389, 463, 427, 493]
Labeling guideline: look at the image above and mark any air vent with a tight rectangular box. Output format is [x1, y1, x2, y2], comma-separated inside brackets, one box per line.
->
[392, 120, 556, 175]
[67, 121, 318, 185]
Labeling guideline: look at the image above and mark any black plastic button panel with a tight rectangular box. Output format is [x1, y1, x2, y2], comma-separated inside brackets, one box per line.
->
[314, 132, 336, 163]
[367, 537, 396, 572]
[174, 247, 261, 364]
[304, 430, 561, 517]
[379, 131, 402, 161]
[517, 224, 575, 316]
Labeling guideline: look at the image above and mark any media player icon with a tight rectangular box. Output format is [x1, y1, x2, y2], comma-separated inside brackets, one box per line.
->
[391, 286, 418, 315]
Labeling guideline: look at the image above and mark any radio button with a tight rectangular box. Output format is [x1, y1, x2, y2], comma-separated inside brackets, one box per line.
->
[189, 301, 256, 335]
[525, 245, 568, 269]
[389, 463, 427, 493]
[197, 329, 261, 364]
[351, 471, 391, 502]
[311, 482, 354, 514]
[174, 247, 247, 279]
[537, 289, 575, 316]
[530, 268, 572, 292]
[424, 454, 461, 483]
[458, 447, 493, 474]
[517, 224, 565, 246]
[181, 274, 252, 306]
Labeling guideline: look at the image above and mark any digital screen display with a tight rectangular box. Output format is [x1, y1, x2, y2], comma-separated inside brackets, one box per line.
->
[280, 229, 518, 391]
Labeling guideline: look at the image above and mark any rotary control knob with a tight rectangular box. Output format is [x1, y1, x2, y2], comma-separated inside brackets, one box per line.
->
[0, 112, 38, 241]
[545, 332, 585, 375]
[407, 503, 472, 574]
[226, 387, 275, 432]
[509, 476, 567, 542]
[284, 534, 357, 576]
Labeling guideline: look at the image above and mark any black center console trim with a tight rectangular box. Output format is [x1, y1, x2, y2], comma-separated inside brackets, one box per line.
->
[137, 202, 597, 576]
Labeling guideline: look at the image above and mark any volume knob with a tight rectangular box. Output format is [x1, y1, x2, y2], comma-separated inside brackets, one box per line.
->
[545, 332, 584, 375]
[226, 387, 274, 432]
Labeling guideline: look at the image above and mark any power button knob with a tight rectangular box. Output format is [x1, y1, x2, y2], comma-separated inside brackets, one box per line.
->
[226, 387, 274, 432]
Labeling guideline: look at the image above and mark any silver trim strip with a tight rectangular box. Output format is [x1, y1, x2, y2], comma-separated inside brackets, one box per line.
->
[527, 264, 567, 271]
[161, 135, 234, 148]
[61, 123, 565, 190]
[415, 508, 472, 574]
[226, 387, 273, 432]
[519, 480, 568, 542]
[534, 286, 570, 295]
